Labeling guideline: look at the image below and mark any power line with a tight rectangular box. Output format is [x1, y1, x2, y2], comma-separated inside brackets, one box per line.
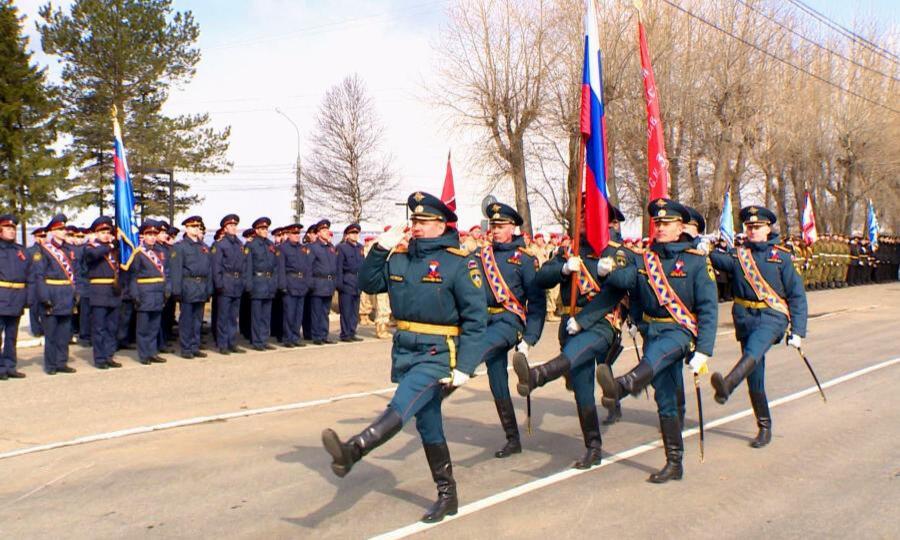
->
[659, 0, 899, 114]
[786, 0, 900, 64]
[733, 0, 899, 82]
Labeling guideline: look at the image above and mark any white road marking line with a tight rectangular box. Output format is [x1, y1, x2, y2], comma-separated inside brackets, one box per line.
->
[5, 462, 95, 507]
[369, 355, 900, 540]
[0, 306, 873, 461]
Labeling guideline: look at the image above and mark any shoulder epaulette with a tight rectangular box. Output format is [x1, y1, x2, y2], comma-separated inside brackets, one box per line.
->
[392, 245, 409, 254]
[517, 247, 533, 256]
[684, 248, 707, 256]
[608, 240, 621, 248]
[445, 246, 469, 257]
[774, 245, 791, 253]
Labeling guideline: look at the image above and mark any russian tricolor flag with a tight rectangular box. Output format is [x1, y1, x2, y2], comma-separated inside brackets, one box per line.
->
[112, 108, 139, 266]
[580, 0, 609, 255]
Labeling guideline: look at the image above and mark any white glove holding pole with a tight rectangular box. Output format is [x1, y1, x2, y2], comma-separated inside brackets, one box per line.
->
[562, 256, 582, 276]
[566, 317, 581, 335]
[515, 341, 529, 358]
[439, 369, 471, 388]
[377, 220, 407, 250]
[696, 238, 712, 256]
[622, 320, 639, 339]
[787, 334, 802, 349]
[689, 352, 710, 375]
[597, 256, 615, 277]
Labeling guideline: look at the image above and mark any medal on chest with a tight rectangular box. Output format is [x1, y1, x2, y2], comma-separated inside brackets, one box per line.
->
[669, 259, 687, 278]
[506, 251, 522, 265]
[767, 248, 781, 263]
[422, 260, 443, 283]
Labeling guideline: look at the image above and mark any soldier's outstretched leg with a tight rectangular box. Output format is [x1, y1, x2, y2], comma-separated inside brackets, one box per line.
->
[321, 408, 403, 478]
[482, 330, 521, 458]
[513, 353, 569, 396]
[710, 353, 756, 404]
[648, 415, 683, 483]
[421, 442, 458, 523]
[596, 361, 653, 409]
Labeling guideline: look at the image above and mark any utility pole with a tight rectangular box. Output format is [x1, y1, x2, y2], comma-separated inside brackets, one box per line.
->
[275, 108, 304, 222]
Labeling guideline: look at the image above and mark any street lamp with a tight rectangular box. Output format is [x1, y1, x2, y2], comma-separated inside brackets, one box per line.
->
[275, 108, 305, 222]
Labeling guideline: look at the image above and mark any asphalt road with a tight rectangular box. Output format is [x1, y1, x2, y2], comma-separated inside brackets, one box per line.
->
[1, 284, 898, 539]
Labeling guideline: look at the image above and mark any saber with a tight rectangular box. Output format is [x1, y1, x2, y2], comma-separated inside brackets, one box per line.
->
[626, 320, 649, 400]
[694, 373, 705, 463]
[797, 347, 827, 403]
[526, 393, 532, 435]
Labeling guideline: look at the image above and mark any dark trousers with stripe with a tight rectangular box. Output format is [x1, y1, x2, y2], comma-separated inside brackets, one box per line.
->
[338, 293, 360, 339]
[137, 310, 162, 360]
[43, 315, 72, 372]
[91, 305, 118, 366]
[250, 298, 273, 347]
[216, 295, 241, 350]
[179, 301, 204, 354]
[0, 315, 20, 375]
[78, 296, 91, 342]
[310, 295, 332, 341]
[282, 294, 305, 345]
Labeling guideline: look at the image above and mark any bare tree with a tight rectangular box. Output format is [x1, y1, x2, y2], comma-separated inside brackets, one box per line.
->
[434, 0, 562, 235]
[302, 74, 396, 222]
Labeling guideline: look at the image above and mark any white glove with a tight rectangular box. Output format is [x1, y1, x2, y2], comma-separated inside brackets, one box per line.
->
[562, 256, 582, 276]
[377, 221, 407, 250]
[696, 238, 712, 255]
[787, 334, 802, 349]
[625, 320, 639, 339]
[689, 352, 710, 375]
[597, 256, 615, 277]
[566, 317, 581, 335]
[439, 369, 470, 388]
[515, 341, 529, 358]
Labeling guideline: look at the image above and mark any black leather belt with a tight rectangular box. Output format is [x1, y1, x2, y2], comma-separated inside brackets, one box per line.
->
[314, 273, 334, 280]
[254, 272, 273, 277]
[227, 272, 241, 277]
[187, 276, 206, 281]
[288, 272, 305, 278]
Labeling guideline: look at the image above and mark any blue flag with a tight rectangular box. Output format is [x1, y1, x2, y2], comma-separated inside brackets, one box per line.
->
[867, 200, 879, 250]
[719, 190, 735, 247]
[112, 108, 139, 268]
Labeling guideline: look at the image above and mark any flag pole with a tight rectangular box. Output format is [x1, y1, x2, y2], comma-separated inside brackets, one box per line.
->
[568, 137, 587, 313]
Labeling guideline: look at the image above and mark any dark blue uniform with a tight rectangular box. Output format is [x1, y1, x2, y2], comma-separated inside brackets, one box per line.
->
[153, 242, 175, 350]
[309, 239, 338, 342]
[0, 227, 28, 379]
[709, 207, 808, 448]
[170, 236, 213, 357]
[321, 192, 487, 523]
[243, 236, 279, 348]
[83, 240, 122, 367]
[129, 244, 169, 362]
[25, 240, 45, 337]
[74, 242, 91, 344]
[212, 234, 246, 351]
[277, 239, 313, 346]
[30, 236, 78, 373]
[336, 238, 364, 340]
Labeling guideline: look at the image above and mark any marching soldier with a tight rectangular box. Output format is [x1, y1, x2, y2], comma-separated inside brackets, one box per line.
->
[82, 217, 123, 369]
[708, 206, 807, 448]
[473, 202, 546, 459]
[277, 223, 312, 347]
[26, 227, 46, 337]
[513, 203, 628, 468]
[30, 214, 79, 375]
[595, 199, 719, 483]
[308, 219, 338, 345]
[129, 220, 169, 365]
[243, 217, 279, 350]
[170, 216, 213, 359]
[0, 214, 28, 380]
[336, 223, 364, 342]
[211, 214, 247, 355]
[322, 192, 487, 523]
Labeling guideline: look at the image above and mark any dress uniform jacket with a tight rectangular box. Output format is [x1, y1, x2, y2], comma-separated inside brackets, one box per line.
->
[278, 241, 313, 296]
[212, 234, 246, 298]
[170, 237, 213, 303]
[31, 239, 78, 316]
[0, 239, 28, 316]
[128, 246, 168, 312]
[243, 236, 279, 299]
[309, 240, 339, 297]
[358, 231, 488, 382]
[82, 242, 122, 308]
[336, 240, 364, 296]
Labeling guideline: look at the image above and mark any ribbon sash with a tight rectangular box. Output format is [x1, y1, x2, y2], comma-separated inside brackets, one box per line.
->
[140, 246, 165, 276]
[736, 247, 791, 320]
[565, 247, 602, 298]
[480, 246, 527, 323]
[42, 242, 75, 283]
[642, 251, 698, 336]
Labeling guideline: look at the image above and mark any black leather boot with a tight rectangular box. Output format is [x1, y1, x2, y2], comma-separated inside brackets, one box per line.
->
[493, 398, 522, 458]
[711, 354, 757, 404]
[513, 354, 569, 397]
[749, 391, 772, 448]
[648, 416, 683, 483]
[321, 407, 403, 478]
[421, 442, 458, 523]
[602, 401, 622, 425]
[596, 361, 653, 409]
[573, 405, 603, 469]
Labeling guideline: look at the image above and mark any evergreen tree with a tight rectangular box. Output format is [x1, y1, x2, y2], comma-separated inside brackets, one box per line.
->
[37, 0, 231, 219]
[0, 0, 70, 243]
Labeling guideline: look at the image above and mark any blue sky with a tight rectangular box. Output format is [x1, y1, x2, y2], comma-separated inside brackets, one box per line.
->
[14, 0, 899, 234]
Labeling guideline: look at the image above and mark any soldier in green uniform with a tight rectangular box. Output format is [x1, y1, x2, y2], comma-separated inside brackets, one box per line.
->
[321, 192, 487, 523]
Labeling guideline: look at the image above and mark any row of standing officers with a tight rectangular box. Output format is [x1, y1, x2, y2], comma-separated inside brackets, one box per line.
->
[0, 212, 366, 378]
